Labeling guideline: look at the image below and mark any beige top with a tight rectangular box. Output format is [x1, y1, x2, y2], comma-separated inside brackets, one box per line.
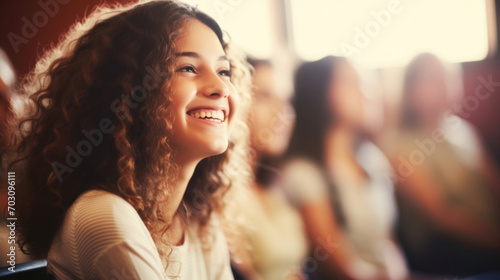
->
[281, 142, 400, 273]
[240, 186, 308, 280]
[387, 119, 500, 233]
[332, 142, 397, 267]
[47, 189, 234, 280]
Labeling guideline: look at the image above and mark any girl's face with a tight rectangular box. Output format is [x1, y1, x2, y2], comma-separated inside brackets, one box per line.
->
[169, 19, 238, 164]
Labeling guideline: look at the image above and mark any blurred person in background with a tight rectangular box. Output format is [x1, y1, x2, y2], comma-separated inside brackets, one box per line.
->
[233, 58, 308, 280]
[385, 53, 500, 277]
[0, 48, 32, 265]
[282, 56, 408, 280]
[0, 49, 15, 147]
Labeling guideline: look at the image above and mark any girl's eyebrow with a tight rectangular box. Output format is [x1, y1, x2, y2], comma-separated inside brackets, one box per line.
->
[175, 52, 229, 61]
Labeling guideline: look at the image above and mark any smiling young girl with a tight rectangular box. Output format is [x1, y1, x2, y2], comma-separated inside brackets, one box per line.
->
[5, 1, 251, 279]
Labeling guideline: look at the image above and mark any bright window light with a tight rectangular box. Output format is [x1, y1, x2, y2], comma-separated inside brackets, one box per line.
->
[290, 0, 491, 68]
[179, 0, 275, 58]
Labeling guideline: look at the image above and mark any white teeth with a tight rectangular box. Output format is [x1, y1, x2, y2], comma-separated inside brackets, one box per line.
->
[189, 109, 225, 122]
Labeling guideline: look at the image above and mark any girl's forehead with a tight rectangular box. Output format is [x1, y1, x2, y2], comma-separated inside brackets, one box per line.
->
[175, 20, 225, 57]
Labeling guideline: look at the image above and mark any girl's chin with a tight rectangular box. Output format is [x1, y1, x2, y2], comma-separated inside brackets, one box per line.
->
[205, 145, 229, 157]
[195, 140, 229, 159]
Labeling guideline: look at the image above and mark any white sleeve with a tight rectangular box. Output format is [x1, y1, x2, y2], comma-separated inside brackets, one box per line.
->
[69, 191, 167, 280]
[206, 218, 235, 280]
[280, 158, 329, 206]
[443, 118, 482, 166]
[90, 240, 166, 280]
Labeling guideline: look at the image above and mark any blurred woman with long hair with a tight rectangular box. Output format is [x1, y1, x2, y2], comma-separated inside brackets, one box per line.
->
[387, 53, 500, 276]
[283, 56, 408, 280]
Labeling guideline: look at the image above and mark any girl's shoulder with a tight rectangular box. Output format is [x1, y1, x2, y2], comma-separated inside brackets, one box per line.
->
[66, 189, 143, 233]
[54, 189, 154, 254]
[48, 189, 163, 279]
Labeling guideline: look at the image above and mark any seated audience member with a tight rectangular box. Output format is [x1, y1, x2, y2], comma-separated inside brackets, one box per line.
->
[0, 48, 33, 265]
[385, 53, 500, 277]
[283, 56, 408, 280]
[233, 58, 308, 280]
[4, 1, 252, 279]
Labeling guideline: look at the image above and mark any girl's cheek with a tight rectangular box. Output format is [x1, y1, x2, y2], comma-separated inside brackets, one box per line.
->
[228, 91, 240, 128]
[233, 93, 240, 113]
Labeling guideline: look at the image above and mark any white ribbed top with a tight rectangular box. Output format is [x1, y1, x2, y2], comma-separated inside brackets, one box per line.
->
[47, 190, 233, 280]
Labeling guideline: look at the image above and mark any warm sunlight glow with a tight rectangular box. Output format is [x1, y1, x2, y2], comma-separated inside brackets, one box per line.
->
[180, 0, 275, 58]
[290, 0, 491, 68]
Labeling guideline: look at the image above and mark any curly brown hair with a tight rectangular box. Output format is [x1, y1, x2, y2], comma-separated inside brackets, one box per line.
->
[4, 0, 252, 261]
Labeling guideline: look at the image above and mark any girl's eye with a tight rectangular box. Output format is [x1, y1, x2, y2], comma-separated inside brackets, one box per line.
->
[219, 69, 231, 77]
[177, 66, 196, 73]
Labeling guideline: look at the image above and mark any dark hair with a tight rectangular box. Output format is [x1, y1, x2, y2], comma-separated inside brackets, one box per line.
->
[285, 56, 346, 225]
[286, 56, 343, 164]
[6, 0, 251, 259]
